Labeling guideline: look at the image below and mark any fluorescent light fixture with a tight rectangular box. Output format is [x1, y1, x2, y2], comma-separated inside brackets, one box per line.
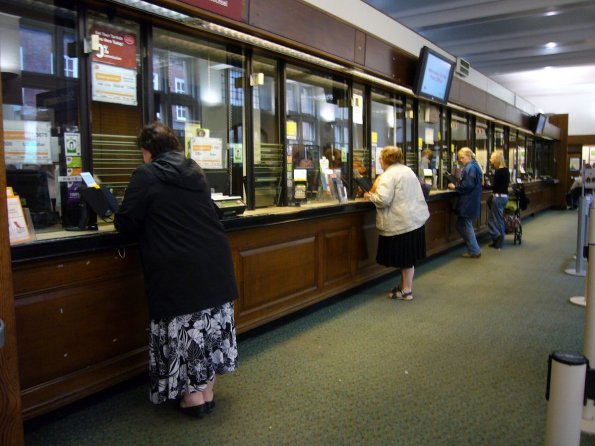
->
[545, 42, 557, 49]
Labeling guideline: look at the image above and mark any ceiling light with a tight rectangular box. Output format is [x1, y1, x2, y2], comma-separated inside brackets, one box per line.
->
[545, 11, 559, 17]
[546, 42, 557, 49]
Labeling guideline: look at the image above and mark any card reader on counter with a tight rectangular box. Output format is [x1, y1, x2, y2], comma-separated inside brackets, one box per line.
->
[212, 195, 246, 218]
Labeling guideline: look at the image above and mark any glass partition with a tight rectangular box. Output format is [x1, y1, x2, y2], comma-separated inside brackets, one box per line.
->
[88, 13, 142, 214]
[285, 64, 349, 203]
[352, 83, 367, 196]
[508, 130, 517, 182]
[450, 112, 469, 179]
[536, 138, 555, 178]
[1, 1, 79, 235]
[252, 55, 282, 207]
[525, 136, 535, 180]
[152, 27, 245, 198]
[517, 132, 528, 180]
[370, 89, 404, 177]
[474, 118, 489, 175]
[404, 100, 415, 170]
[418, 101, 442, 188]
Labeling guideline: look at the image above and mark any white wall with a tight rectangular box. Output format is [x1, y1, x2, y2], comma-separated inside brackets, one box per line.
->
[302, 1, 549, 123]
[528, 93, 595, 136]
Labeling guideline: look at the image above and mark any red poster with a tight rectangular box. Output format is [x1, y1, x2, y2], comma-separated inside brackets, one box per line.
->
[179, 0, 244, 21]
[91, 26, 137, 69]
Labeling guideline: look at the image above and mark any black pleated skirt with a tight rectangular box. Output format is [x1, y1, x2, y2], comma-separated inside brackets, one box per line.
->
[376, 225, 426, 269]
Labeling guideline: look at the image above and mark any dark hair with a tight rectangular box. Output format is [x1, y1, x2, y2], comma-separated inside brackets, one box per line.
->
[138, 122, 181, 158]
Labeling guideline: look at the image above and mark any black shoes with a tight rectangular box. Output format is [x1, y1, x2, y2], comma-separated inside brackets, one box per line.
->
[179, 403, 207, 419]
[179, 398, 215, 419]
[489, 236, 503, 249]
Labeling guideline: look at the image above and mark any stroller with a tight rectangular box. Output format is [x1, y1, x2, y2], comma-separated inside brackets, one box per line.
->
[504, 183, 528, 245]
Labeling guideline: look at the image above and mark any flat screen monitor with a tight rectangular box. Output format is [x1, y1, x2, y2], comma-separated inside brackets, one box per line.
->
[412, 46, 455, 105]
[6, 169, 52, 212]
[531, 113, 547, 135]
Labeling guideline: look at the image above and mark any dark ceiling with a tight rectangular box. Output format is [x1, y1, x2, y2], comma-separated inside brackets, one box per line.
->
[361, 0, 595, 77]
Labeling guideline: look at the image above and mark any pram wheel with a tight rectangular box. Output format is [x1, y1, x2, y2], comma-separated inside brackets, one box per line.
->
[514, 224, 522, 245]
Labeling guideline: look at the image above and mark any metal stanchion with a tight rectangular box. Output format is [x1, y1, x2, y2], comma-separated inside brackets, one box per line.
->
[545, 351, 587, 446]
[569, 196, 592, 307]
[566, 195, 590, 278]
[581, 203, 595, 433]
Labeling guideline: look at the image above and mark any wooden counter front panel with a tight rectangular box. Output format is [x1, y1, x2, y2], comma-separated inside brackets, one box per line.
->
[13, 250, 148, 419]
[229, 212, 387, 332]
[12, 185, 555, 419]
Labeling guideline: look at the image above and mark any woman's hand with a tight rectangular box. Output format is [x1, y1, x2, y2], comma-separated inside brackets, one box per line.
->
[448, 183, 456, 190]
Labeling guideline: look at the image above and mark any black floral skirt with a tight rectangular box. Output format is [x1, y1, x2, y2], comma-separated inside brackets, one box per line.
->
[148, 301, 237, 404]
[376, 225, 426, 269]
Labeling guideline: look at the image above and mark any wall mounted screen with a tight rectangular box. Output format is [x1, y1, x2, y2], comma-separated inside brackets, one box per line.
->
[413, 46, 455, 105]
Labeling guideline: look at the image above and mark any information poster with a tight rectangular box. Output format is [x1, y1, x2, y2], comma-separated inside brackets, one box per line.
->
[91, 26, 138, 106]
[3, 120, 51, 164]
[190, 137, 224, 169]
[7, 189, 33, 245]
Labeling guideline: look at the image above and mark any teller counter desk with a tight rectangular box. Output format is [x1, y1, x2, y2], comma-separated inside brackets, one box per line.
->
[10, 181, 556, 419]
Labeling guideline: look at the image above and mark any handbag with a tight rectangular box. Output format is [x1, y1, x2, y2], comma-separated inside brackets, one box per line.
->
[418, 178, 431, 201]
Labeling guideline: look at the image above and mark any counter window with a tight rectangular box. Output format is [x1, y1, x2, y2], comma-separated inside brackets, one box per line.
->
[370, 89, 405, 178]
[1, 2, 79, 236]
[152, 28, 246, 199]
[352, 83, 367, 197]
[252, 55, 282, 208]
[285, 65, 349, 203]
[474, 118, 489, 174]
[87, 13, 142, 228]
[450, 112, 469, 178]
[417, 101, 444, 189]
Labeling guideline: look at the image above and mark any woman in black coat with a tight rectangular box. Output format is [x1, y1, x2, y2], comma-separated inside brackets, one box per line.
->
[115, 122, 238, 418]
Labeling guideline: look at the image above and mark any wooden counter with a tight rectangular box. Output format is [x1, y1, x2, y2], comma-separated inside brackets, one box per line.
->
[11, 181, 556, 419]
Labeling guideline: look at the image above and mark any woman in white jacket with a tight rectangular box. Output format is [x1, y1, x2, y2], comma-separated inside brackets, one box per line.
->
[365, 146, 430, 301]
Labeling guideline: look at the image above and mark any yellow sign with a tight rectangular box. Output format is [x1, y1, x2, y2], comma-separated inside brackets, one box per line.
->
[286, 121, 297, 140]
[371, 132, 378, 144]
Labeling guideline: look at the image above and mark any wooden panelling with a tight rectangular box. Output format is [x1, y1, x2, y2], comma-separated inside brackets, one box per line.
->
[451, 81, 487, 114]
[569, 135, 595, 145]
[12, 186, 556, 419]
[486, 95, 508, 123]
[15, 277, 146, 389]
[323, 229, 351, 285]
[364, 35, 415, 86]
[354, 30, 366, 66]
[238, 236, 317, 313]
[249, 0, 357, 63]
[12, 249, 148, 420]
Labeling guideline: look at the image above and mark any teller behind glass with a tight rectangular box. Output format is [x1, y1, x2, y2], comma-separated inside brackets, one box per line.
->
[114, 122, 239, 419]
[364, 146, 430, 302]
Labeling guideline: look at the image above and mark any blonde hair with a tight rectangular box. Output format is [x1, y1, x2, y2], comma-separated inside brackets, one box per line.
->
[458, 147, 475, 160]
[422, 148, 433, 158]
[380, 146, 404, 165]
[490, 150, 506, 168]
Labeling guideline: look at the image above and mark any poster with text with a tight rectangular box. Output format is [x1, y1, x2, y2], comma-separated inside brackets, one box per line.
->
[190, 137, 224, 169]
[90, 26, 137, 106]
[3, 120, 51, 164]
[92, 63, 137, 106]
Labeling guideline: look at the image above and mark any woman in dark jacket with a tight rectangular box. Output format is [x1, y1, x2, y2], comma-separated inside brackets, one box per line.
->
[115, 122, 238, 418]
[448, 147, 483, 258]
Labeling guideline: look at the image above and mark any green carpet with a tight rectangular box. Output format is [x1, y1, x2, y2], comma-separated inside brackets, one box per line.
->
[24, 210, 595, 445]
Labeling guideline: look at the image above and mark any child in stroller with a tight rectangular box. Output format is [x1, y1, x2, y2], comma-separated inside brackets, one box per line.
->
[504, 183, 528, 245]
